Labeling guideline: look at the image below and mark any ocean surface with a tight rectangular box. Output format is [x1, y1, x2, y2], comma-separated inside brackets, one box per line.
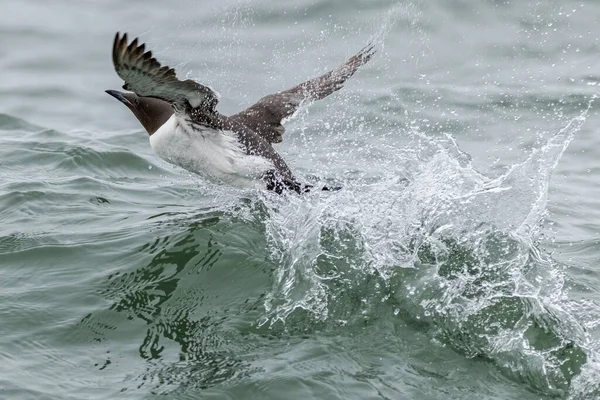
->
[2, 0, 600, 399]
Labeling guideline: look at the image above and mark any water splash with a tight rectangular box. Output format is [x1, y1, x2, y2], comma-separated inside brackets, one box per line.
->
[256, 96, 600, 397]
[368, 3, 421, 50]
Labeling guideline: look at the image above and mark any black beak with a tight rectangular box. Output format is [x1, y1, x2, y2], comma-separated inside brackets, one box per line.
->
[105, 89, 131, 106]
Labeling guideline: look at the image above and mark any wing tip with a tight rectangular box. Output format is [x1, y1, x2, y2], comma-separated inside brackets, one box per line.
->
[111, 31, 170, 77]
[357, 42, 377, 65]
[112, 31, 132, 67]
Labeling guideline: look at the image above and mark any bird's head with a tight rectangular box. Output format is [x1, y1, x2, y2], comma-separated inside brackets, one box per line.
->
[105, 90, 173, 135]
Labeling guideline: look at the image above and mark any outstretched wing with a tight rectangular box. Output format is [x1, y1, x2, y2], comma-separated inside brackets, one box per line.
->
[229, 44, 376, 143]
[111, 32, 219, 111]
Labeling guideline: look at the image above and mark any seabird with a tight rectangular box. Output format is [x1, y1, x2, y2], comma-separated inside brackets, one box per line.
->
[106, 32, 375, 193]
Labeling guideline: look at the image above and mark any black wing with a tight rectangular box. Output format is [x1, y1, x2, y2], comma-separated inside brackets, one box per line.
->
[111, 32, 219, 112]
[229, 44, 376, 143]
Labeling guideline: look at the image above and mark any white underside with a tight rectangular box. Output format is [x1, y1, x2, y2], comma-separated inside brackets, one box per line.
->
[149, 115, 274, 188]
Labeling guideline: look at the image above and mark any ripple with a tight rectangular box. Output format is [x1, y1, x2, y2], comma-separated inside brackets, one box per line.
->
[74, 210, 272, 394]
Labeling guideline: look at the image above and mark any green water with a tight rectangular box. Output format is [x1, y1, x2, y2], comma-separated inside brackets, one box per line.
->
[2, 1, 600, 399]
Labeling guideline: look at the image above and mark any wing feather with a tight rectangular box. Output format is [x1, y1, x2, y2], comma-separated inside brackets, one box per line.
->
[229, 44, 376, 143]
[111, 32, 218, 110]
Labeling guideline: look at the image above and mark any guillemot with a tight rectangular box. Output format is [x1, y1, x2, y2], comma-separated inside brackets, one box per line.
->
[106, 32, 375, 193]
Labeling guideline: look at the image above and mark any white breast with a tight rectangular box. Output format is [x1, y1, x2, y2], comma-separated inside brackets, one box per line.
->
[149, 115, 274, 187]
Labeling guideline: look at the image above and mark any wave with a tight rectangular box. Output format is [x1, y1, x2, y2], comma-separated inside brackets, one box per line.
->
[258, 98, 600, 398]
